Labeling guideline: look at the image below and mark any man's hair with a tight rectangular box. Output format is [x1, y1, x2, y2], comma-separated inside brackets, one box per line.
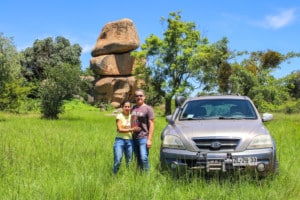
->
[135, 89, 145, 95]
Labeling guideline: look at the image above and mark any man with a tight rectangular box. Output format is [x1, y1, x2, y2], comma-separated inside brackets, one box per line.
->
[131, 89, 155, 171]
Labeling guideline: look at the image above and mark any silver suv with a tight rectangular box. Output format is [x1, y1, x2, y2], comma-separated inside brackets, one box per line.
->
[160, 95, 279, 176]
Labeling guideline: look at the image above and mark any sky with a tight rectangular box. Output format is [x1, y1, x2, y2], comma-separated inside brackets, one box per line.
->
[1, 0, 299, 78]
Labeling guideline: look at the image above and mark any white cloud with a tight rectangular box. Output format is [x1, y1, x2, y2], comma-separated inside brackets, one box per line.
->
[260, 9, 296, 29]
[81, 44, 94, 53]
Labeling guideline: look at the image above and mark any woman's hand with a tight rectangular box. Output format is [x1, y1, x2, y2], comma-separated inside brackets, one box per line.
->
[132, 126, 141, 132]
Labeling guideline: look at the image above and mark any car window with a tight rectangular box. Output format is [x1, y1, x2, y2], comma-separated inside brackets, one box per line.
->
[179, 99, 257, 120]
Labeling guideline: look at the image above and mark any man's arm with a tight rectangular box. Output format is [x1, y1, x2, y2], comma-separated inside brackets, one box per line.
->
[147, 118, 154, 148]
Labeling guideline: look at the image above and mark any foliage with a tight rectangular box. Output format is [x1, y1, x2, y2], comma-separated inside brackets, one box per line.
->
[281, 100, 300, 114]
[282, 70, 300, 99]
[0, 33, 22, 81]
[228, 50, 295, 111]
[133, 11, 211, 115]
[0, 80, 31, 112]
[81, 67, 95, 76]
[18, 98, 41, 113]
[63, 99, 99, 111]
[79, 68, 95, 102]
[20, 36, 82, 95]
[192, 37, 233, 92]
[228, 63, 258, 95]
[0, 33, 32, 112]
[17, 35, 95, 115]
[255, 86, 287, 112]
[131, 52, 163, 106]
[77, 76, 94, 102]
[1, 14, 300, 117]
[218, 61, 232, 93]
[133, 12, 254, 115]
[39, 63, 82, 119]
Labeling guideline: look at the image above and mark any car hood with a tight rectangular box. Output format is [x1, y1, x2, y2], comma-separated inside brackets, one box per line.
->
[172, 119, 267, 138]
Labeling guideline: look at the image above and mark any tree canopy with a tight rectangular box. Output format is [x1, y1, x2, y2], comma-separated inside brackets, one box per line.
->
[133, 12, 300, 115]
[21, 36, 82, 81]
[0, 33, 30, 112]
[133, 12, 237, 115]
[1, 34, 87, 117]
[19, 36, 84, 118]
[1, 12, 300, 116]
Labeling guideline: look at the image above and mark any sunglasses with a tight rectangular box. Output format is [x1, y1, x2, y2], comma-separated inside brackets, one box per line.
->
[135, 95, 144, 97]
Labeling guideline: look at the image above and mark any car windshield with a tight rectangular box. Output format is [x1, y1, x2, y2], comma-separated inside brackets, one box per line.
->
[179, 99, 257, 120]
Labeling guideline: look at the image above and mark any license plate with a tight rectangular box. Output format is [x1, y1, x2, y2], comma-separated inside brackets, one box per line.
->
[232, 157, 257, 166]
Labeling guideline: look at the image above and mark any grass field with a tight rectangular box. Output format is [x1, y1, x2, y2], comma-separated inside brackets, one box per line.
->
[0, 102, 299, 199]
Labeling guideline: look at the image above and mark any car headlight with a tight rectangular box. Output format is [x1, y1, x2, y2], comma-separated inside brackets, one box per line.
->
[162, 135, 185, 149]
[247, 135, 273, 149]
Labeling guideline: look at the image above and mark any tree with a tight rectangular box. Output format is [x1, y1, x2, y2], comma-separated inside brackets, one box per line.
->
[248, 74, 289, 112]
[228, 50, 294, 111]
[283, 70, 300, 99]
[21, 36, 82, 82]
[218, 61, 232, 93]
[133, 11, 211, 115]
[192, 37, 234, 92]
[40, 63, 82, 119]
[20, 36, 83, 102]
[228, 63, 258, 95]
[0, 33, 31, 112]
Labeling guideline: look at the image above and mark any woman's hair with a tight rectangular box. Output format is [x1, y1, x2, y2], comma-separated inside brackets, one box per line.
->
[120, 100, 131, 107]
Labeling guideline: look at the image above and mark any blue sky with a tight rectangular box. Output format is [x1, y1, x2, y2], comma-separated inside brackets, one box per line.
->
[1, 0, 299, 78]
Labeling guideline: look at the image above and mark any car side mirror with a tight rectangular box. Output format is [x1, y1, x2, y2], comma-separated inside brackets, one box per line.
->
[262, 113, 273, 122]
[175, 96, 186, 107]
[166, 115, 175, 125]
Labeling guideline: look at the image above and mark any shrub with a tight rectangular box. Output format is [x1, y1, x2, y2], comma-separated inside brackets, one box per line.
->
[39, 63, 81, 119]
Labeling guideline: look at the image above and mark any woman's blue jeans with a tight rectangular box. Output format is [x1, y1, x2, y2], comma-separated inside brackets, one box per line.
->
[133, 138, 150, 171]
[113, 138, 133, 174]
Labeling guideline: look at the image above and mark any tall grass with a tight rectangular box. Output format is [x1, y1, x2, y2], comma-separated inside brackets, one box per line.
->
[0, 103, 299, 199]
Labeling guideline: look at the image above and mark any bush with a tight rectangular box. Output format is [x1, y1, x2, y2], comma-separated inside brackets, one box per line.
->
[39, 63, 81, 119]
[40, 80, 64, 119]
[0, 80, 31, 113]
[283, 100, 300, 114]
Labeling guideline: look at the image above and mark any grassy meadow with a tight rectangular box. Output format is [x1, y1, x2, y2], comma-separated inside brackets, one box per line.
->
[0, 101, 300, 199]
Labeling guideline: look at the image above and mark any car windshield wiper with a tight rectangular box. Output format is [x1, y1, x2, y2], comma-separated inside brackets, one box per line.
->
[218, 116, 245, 120]
[180, 117, 206, 120]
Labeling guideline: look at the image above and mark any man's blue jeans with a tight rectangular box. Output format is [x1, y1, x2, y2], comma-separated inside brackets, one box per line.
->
[113, 138, 133, 174]
[133, 138, 149, 171]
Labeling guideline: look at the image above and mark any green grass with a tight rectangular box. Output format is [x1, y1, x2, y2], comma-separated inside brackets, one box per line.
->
[0, 104, 300, 199]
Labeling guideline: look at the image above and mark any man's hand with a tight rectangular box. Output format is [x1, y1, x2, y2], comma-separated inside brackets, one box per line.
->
[147, 139, 152, 148]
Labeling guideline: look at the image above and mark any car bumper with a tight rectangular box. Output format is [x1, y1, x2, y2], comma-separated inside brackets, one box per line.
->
[160, 148, 276, 174]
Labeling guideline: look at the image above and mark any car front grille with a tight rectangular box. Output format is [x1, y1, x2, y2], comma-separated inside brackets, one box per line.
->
[192, 138, 240, 151]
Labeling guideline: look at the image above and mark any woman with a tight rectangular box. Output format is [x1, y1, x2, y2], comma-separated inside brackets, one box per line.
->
[113, 100, 139, 174]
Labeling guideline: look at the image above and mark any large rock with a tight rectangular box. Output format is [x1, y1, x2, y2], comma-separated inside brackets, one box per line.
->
[90, 52, 136, 76]
[90, 18, 145, 108]
[94, 76, 141, 107]
[91, 18, 140, 57]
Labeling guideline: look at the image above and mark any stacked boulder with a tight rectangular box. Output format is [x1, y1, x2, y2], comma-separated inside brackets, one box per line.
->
[90, 18, 143, 108]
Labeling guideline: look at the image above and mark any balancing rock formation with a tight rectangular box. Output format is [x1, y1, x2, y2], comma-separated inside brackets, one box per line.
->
[90, 18, 144, 108]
